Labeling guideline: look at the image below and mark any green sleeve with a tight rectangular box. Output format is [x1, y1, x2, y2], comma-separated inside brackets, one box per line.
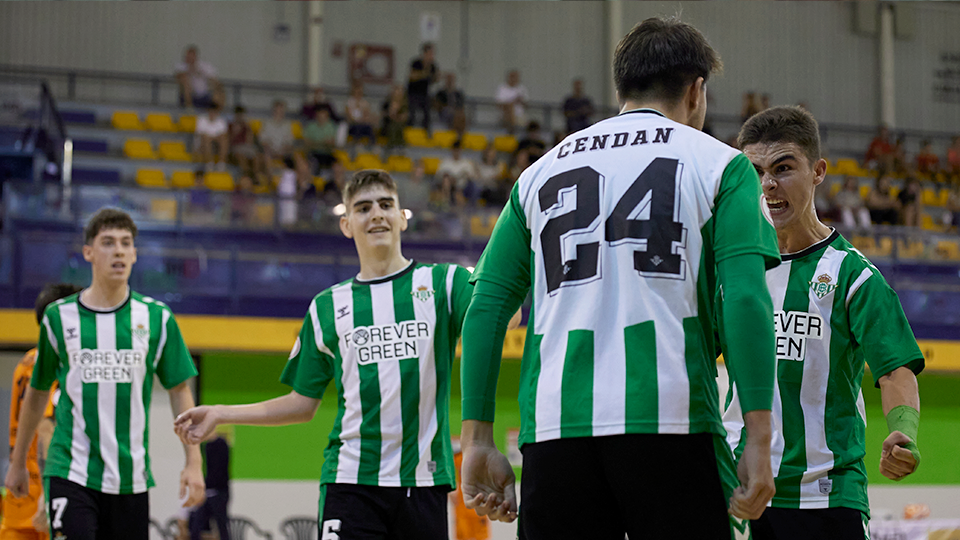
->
[30, 313, 61, 391]
[449, 265, 475, 338]
[848, 271, 925, 387]
[718, 253, 776, 413]
[462, 184, 532, 421]
[155, 312, 199, 389]
[714, 153, 781, 270]
[279, 308, 335, 400]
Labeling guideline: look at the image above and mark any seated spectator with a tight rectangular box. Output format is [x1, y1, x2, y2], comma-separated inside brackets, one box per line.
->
[476, 147, 506, 204]
[898, 177, 922, 227]
[302, 87, 340, 123]
[832, 176, 871, 229]
[277, 157, 299, 226]
[562, 79, 594, 135]
[261, 100, 295, 165]
[915, 140, 940, 179]
[229, 105, 263, 176]
[508, 148, 532, 186]
[321, 161, 348, 206]
[175, 45, 220, 109]
[398, 159, 432, 213]
[865, 175, 901, 225]
[891, 134, 908, 176]
[946, 136, 960, 179]
[741, 91, 760, 124]
[304, 108, 339, 172]
[865, 125, 894, 171]
[496, 70, 528, 135]
[436, 140, 478, 200]
[196, 104, 228, 171]
[944, 183, 960, 229]
[407, 43, 439, 132]
[381, 84, 409, 156]
[434, 72, 466, 134]
[189, 169, 211, 215]
[517, 121, 547, 161]
[430, 172, 466, 213]
[231, 175, 257, 223]
[346, 83, 376, 149]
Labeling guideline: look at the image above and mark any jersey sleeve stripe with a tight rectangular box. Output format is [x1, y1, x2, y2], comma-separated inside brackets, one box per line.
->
[445, 265, 456, 316]
[42, 314, 59, 356]
[309, 299, 335, 358]
[153, 309, 170, 368]
[844, 268, 873, 309]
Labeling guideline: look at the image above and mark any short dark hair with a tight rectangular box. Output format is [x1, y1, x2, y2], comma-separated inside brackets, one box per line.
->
[35, 283, 82, 324]
[421, 43, 434, 53]
[738, 106, 822, 168]
[234, 105, 246, 114]
[613, 17, 722, 103]
[343, 169, 399, 206]
[84, 208, 138, 245]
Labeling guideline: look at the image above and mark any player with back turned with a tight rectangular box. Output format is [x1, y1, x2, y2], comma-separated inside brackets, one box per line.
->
[724, 106, 924, 540]
[458, 17, 781, 540]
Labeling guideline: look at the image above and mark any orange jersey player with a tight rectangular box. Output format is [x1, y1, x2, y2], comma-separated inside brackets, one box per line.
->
[452, 452, 490, 540]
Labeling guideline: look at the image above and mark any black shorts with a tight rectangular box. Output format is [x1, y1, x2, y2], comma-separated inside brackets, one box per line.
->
[518, 433, 741, 540]
[46, 476, 149, 540]
[318, 483, 449, 540]
[752, 507, 869, 540]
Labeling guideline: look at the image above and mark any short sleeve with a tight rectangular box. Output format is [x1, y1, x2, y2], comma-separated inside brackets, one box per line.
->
[155, 312, 198, 390]
[31, 313, 61, 391]
[201, 61, 217, 78]
[847, 269, 925, 387]
[712, 153, 781, 269]
[448, 265, 475, 335]
[470, 182, 532, 296]
[495, 85, 510, 104]
[280, 305, 336, 400]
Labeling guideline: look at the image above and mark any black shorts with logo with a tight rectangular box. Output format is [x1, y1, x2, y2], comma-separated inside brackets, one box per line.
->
[751, 507, 869, 540]
[318, 483, 449, 540]
[46, 476, 149, 540]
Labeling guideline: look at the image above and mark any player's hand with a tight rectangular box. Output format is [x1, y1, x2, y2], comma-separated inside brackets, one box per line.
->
[174, 406, 219, 445]
[461, 445, 517, 523]
[180, 462, 206, 508]
[4, 465, 29, 498]
[33, 502, 50, 532]
[730, 434, 776, 520]
[880, 431, 918, 481]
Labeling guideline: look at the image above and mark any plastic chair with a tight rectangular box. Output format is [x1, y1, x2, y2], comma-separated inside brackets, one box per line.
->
[279, 517, 318, 540]
[158, 141, 193, 162]
[111, 111, 143, 130]
[204, 172, 235, 191]
[171, 170, 197, 189]
[421, 156, 440, 175]
[403, 127, 431, 147]
[145, 113, 177, 132]
[431, 130, 458, 149]
[493, 135, 518, 153]
[354, 153, 384, 170]
[386, 155, 413, 173]
[178, 115, 197, 133]
[229, 517, 273, 540]
[123, 139, 157, 160]
[461, 132, 488, 151]
[292, 121, 303, 140]
[136, 169, 167, 188]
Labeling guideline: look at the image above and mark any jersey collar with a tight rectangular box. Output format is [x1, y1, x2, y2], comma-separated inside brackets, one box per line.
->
[77, 287, 132, 314]
[354, 259, 417, 285]
[618, 108, 666, 118]
[780, 228, 839, 262]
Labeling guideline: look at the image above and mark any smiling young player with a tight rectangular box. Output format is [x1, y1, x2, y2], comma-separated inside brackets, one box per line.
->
[175, 170, 515, 540]
[724, 106, 924, 540]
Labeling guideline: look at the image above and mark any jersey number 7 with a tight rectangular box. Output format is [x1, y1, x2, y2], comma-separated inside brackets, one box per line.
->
[539, 157, 686, 293]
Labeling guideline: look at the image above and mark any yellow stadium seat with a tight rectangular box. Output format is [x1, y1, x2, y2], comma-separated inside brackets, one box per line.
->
[111, 111, 143, 130]
[136, 169, 167, 188]
[897, 238, 926, 258]
[920, 214, 941, 231]
[313, 176, 326, 192]
[403, 127, 431, 148]
[835, 159, 858, 175]
[204, 172, 234, 192]
[386, 155, 413, 173]
[332, 150, 350, 164]
[123, 139, 156, 160]
[493, 135, 519, 153]
[921, 188, 940, 206]
[292, 121, 303, 140]
[171, 170, 198, 189]
[250, 119, 262, 134]
[354, 153, 384, 170]
[422, 157, 440, 175]
[877, 236, 894, 257]
[178, 115, 197, 133]
[461, 132, 488, 151]
[150, 199, 178, 221]
[145, 113, 177, 132]
[858, 185, 870, 199]
[829, 182, 842, 197]
[889, 186, 900, 200]
[431, 130, 459, 149]
[825, 160, 839, 176]
[470, 215, 498, 237]
[936, 240, 960, 261]
[253, 203, 275, 225]
[158, 141, 193, 162]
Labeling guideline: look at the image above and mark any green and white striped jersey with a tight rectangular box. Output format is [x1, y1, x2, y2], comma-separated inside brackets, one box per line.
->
[31, 290, 197, 495]
[723, 230, 924, 514]
[469, 109, 780, 446]
[281, 261, 472, 489]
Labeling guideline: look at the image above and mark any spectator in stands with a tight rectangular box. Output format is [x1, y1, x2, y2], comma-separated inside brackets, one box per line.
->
[914, 139, 940, 180]
[231, 175, 256, 224]
[741, 91, 760, 124]
[865, 125, 894, 171]
[948, 136, 960, 179]
[898, 177, 922, 227]
[408, 43, 439, 132]
[508, 148, 531, 187]
[229, 106, 262, 177]
[302, 87, 340, 123]
[189, 169, 212, 218]
[304, 108, 339, 173]
[496, 70, 529, 135]
[260, 100, 295, 165]
[944, 183, 960, 229]
[430, 172, 466, 212]
[381, 84, 409, 157]
[477, 147, 505, 205]
[832, 176, 872, 229]
[866, 175, 901, 225]
[398, 159, 431, 214]
[346, 83, 376, 150]
[760, 93, 771, 111]
[175, 45, 220, 109]
[562, 79, 594, 135]
[277, 157, 299, 226]
[321, 161, 348, 206]
[196, 103, 229, 171]
[436, 139, 478, 200]
[891, 133, 908, 176]
[517, 121, 547, 161]
[435, 72, 466, 135]
[188, 430, 231, 540]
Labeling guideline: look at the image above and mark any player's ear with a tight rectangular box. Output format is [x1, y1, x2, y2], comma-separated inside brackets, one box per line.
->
[82, 243, 94, 262]
[399, 207, 409, 233]
[687, 77, 705, 113]
[339, 214, 353, 239]
[813, 158, 827, 186]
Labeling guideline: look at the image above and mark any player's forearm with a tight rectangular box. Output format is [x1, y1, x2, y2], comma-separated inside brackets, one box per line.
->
[719, 253, 776, 412]
[742, 410, 772, 447]
[461, 279, 524, 422]
[168, 382, 203, 467]
[214, 391, 320, 427]
[10, 388, 51, 465]
[879, 367, 920, 415]
[36, 418, 55, 475]
[461, 420, 497, 449]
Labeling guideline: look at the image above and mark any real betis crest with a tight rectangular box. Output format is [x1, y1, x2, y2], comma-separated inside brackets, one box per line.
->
[411, 285, 435, 302]
[133, 323, 150, 341]
[809, 273, 838, 299]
